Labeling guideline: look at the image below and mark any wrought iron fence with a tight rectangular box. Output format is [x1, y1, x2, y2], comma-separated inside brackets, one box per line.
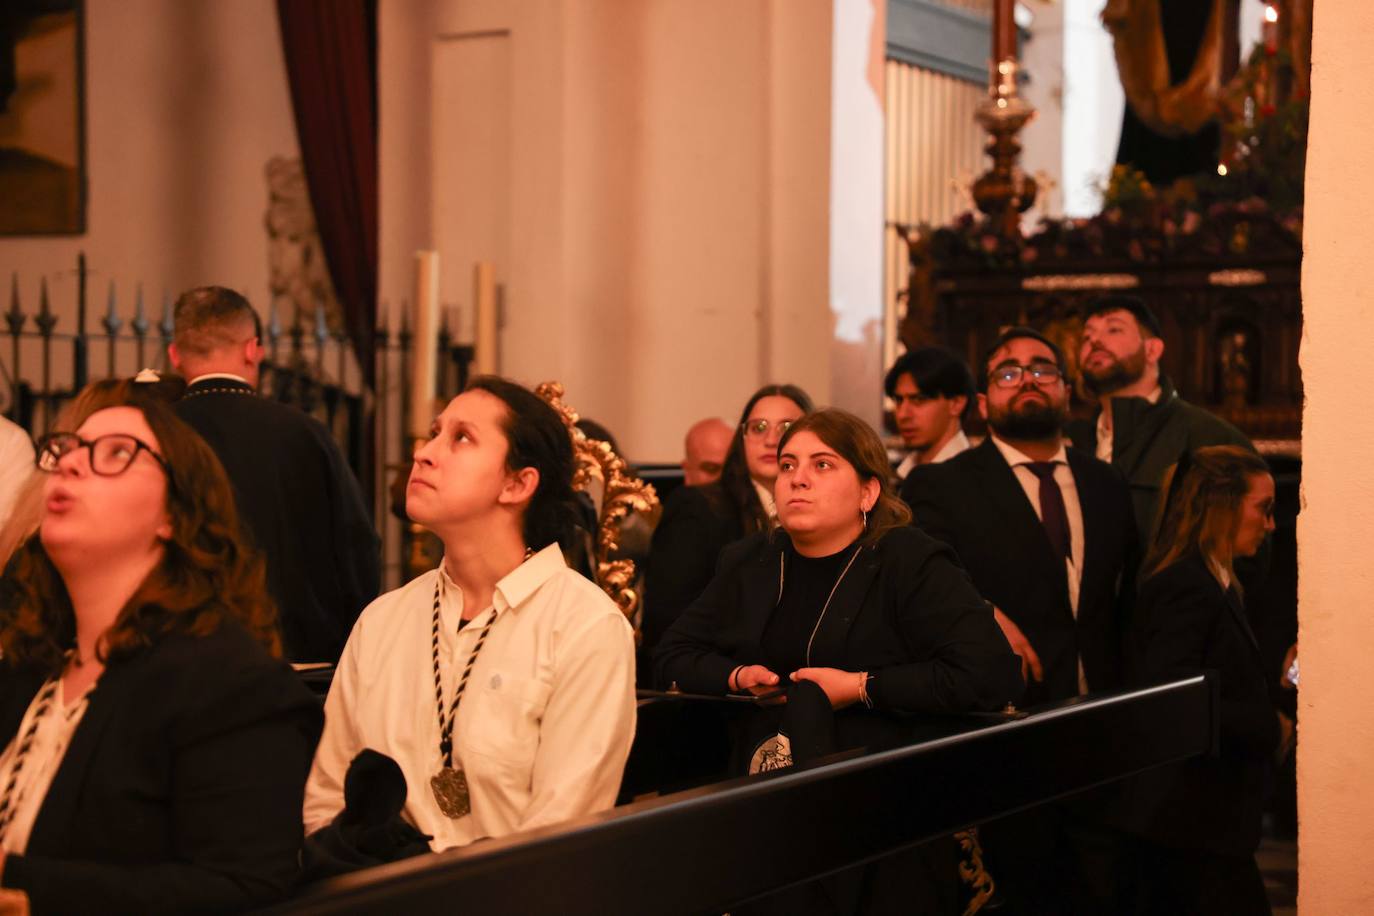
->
[4, 255, 473, 586]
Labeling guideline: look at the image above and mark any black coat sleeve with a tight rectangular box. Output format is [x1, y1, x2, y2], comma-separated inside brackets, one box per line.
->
[4, 645, 324, 914]
[899, 467, 960, 555]
[867, 537, 1022, 714]
[314, 423, 381, 633]
[1136, 569, 1278, 756]
[652, 536, 762, 693]
[641, 488, 733, 656]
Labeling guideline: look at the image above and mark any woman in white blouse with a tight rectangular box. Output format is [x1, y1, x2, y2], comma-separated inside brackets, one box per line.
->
[304, 376, 637, 851]
[0, 388, 322, 914]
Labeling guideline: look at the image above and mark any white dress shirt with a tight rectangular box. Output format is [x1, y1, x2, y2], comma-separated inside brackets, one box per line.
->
[303, 544, 636, 850]
[0, 416, 34, 525]
[896, 429, 973, 479]
[989, 435, 1088, 693]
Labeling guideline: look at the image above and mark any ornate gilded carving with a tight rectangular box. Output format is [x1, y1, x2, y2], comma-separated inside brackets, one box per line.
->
[1208, 268, 1267, 287]
[266, 157, 341, 331]
[956, 827, 996, 915]
[534, 382, 660, 622]
[1021, 274, 1140, 292]
[972, 59, 1039, 240]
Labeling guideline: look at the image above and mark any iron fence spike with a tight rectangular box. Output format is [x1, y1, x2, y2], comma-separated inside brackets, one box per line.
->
[131, 283, 149, 336]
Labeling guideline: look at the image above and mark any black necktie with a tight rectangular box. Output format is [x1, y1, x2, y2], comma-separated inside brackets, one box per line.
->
[1025, 462, 1070, 561]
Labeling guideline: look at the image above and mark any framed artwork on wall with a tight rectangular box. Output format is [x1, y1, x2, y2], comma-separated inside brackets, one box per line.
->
[0, 0, 85, 236]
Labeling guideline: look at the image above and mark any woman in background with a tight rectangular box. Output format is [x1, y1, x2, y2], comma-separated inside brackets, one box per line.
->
[1123, 445, 1279, 915]
[641, 384, 813, 663]
[0, 390, 320, 913]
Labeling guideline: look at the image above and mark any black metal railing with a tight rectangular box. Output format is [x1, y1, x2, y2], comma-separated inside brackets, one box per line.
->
[268, 677, 1215, 916]
[4, 256, 473, 567]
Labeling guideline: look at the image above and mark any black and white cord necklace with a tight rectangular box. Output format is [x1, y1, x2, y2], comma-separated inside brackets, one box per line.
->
[428, 551, 531, 819]
[0, 660, 87, 844]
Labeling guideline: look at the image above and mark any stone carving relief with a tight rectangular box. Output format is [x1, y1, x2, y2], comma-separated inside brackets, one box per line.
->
[265, 157, 341, 332]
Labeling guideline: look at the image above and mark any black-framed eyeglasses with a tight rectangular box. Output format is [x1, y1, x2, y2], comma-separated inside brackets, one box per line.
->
[35, 432, 171, 477]
[741, 418, 795, 439]
[988, 362, 1062, 389]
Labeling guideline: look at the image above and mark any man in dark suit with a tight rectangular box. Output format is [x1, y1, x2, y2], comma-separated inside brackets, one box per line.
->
[169, 286, 380, 662]
[900, 327, 1137, 914]
[901, 327, 1136, 702]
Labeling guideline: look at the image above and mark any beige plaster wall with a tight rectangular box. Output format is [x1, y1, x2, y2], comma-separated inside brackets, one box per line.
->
[1298, 0, 1374, 910]
[1020, 0, 1064, 218]
[381, 0, 834, 463]
[0, 0, 298, 335]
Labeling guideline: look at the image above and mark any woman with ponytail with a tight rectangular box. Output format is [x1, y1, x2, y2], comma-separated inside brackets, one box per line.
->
[304, 377, 636, 852]
[1124, 445, 1279, 914]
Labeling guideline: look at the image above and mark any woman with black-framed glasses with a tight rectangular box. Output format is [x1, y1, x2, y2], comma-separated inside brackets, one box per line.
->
[641, 384, 814, 664]
[35, 431, 172, 477]
[0, 394, 321, 913]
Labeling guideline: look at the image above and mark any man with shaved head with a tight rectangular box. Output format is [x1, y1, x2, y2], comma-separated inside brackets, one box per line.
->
[681, 417, 731, 486]
[169, 286, 379, 662]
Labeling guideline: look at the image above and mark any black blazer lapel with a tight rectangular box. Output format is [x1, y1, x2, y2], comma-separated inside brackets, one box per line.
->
[0, 669, 45, 750]
[25, 662, 137, 857]
[1223, 585, 1262, 655]
[739, 540, 785, 655]
[1111, 392, 1175, 483]
[1067, 450, 1113, 622]
[805, 545, 881, 668]
[970, 440, 1066, 591]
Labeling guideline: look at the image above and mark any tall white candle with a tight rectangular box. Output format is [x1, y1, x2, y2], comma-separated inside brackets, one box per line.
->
[474, 262, 498, 376]
[411, 250, 440, 438]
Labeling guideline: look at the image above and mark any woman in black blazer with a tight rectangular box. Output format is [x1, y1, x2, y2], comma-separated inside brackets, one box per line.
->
[656, 407, 1020, 755]
[1124, 445, 1280, 915]
[641, 383, 813, 659]
[0, 389, 322, 914]
[655, 409, 1021, 914]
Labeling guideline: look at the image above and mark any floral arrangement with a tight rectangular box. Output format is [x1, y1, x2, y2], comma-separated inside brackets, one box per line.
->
[906, 40, 1307, 273]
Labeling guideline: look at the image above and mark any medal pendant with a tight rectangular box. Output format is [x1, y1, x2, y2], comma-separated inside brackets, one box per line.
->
[431, 766, 471, 818]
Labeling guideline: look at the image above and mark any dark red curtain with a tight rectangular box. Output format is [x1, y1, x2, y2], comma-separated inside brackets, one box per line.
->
[276, 0, 378, 386]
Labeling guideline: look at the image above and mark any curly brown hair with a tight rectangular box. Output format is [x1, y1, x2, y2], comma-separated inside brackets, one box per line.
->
[1, 389, 279, 676]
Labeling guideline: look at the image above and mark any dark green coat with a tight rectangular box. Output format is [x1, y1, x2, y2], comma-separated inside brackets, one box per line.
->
[1066, 376, 1253, 545]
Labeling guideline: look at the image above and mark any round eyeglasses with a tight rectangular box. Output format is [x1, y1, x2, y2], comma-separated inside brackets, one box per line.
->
[741, 418, 795, 439]
[35, 432, 170, 477]
[988, 363, 1063, 389]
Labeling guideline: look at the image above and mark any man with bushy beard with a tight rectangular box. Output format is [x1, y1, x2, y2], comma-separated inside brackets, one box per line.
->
[1067, 295, 1252, 545]
[901, 327, 1137, 914]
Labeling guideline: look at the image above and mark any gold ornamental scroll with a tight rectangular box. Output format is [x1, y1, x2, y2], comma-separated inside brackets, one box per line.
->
[534, 382, 659, 624]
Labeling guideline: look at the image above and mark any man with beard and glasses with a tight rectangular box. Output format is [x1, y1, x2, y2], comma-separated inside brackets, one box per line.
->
[900, 328, 1137, 915]
[1068, 295, 1253, 545]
